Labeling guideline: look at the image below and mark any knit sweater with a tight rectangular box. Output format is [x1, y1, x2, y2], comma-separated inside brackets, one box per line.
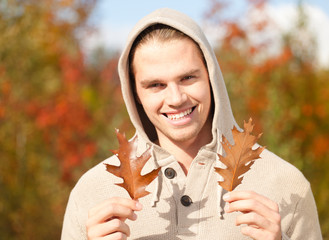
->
[61, 8, 322, 239]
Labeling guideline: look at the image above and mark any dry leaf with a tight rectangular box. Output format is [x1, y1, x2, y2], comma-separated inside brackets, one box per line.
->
[104, 129, 161, 199]
[215, 118, 265, 191]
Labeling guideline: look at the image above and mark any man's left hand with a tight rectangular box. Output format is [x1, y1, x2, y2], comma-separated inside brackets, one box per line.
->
[223, 190, 282, 240]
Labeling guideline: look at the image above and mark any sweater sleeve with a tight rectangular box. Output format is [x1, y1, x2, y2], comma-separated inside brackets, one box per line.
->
[286, 185, 322, 239]
[61, 189, 87, 240]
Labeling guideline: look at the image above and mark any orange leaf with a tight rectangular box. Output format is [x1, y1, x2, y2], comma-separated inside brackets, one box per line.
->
[215, 118, 265, 191]
[105, 130, 161, 199]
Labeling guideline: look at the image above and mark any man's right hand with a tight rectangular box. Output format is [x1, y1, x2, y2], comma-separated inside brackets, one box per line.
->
[86, 197, 143, 240]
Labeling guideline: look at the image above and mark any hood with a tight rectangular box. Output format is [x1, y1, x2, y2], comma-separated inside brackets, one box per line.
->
[118, 8, 239, 146]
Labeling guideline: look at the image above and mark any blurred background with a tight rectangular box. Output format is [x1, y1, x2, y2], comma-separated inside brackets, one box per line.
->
[0, 0, 328, 239]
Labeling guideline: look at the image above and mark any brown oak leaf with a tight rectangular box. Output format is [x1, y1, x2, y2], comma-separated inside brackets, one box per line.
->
[215, 118, 265, 191]
[104, 129, 161, 199]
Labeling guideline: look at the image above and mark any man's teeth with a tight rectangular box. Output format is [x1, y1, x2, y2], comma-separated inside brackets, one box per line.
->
[167, 108, 193, 120]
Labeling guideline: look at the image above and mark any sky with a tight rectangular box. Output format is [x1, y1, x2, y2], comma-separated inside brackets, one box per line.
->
[84, 0, 329, 67]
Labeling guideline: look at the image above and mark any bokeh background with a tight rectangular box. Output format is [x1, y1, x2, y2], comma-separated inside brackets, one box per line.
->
[1, 0, 328, 239]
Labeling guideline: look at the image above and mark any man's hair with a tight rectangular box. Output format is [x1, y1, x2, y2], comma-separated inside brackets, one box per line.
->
[129, 24, 207, 82]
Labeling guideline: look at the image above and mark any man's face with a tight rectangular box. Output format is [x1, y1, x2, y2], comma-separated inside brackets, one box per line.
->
[133, 38, 212, 145]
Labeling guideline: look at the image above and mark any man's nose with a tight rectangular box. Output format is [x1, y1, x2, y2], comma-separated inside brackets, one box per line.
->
[165, 84, 187, 106]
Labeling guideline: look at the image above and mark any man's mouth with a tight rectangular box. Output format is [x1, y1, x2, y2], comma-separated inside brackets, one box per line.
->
[163, 106, 196, 120]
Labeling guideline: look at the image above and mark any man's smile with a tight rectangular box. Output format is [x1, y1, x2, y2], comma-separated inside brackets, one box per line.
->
[163, 106, 196, 120]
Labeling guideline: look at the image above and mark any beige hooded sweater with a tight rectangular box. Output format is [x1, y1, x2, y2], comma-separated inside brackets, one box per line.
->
[61, 8, 322, 240]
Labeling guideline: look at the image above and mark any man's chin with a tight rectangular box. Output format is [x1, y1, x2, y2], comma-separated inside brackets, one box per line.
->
[162, 129, 200, 144]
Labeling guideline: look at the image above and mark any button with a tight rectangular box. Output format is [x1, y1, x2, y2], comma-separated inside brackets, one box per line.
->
[180, 195, 192, 207]
[164, 168, 176, 179]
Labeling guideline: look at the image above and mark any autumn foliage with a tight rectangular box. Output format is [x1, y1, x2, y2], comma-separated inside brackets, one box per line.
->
[1, 0, 328, 239]
[105, 130, 160, 199]
[206, 0, 329, 237]
[0, 1, 131, 239]
[215, 119, 265, 191]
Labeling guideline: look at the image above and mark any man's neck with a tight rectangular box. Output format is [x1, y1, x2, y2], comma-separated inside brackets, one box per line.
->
[158, 133, 212, 175]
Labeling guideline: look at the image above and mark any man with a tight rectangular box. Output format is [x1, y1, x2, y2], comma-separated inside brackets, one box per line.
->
[61, 8, 322, 239]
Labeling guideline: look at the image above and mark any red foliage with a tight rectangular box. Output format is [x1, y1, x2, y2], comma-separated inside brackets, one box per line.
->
[203, 0, 228, 20]
[302, 104, 313, 117]
[101, 57, 120, 84]
[224, 22, 246, 40]
[315, 105, 326, 119]
[312, 135, 329, 158]
[32, 53, 97, 181]
[0, 79, 11, 119]
[253, 47, 293, 74]
[35, 95, 96, 180]
[60, 52, 85, 83]
[248, 0, 266, 8]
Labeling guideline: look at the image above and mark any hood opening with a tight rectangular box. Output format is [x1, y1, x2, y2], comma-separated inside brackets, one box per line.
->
[118, 8, 238, 145]
[135, 100, 158, 142]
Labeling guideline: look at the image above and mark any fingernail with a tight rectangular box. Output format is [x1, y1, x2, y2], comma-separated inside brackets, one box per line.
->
[135, 201, 143, 210]
[223, 193, 230, 201]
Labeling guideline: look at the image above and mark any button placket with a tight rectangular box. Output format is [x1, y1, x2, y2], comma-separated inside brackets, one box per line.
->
[176, 150, 216, 234]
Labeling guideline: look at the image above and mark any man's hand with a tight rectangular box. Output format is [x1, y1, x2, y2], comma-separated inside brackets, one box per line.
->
[86, 197, 142, 240]
[223, 190, 282, 240]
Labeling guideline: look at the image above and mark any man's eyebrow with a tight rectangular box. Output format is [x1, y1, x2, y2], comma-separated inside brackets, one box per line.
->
[178, 69, 201, 78]
[139, 79, 161, 88]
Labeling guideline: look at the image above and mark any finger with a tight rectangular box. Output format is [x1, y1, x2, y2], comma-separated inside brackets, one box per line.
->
[241, 225, 264, 240]
[103, 231, 128, 240]
[236, 212, 277, 231]
[241, 225, 281, 240]
[223, 190, 279, 212]
[225, 198, 281, 225]
[87, 218, 130, 239]
[106, 232, 128, 240]
[89, 197, 142, 217]
[89, 198, 142, 222]
[87, 204, 137, 228]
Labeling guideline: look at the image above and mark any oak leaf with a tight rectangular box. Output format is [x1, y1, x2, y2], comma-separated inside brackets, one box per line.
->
[104, 130, 161, 199]
[215, 118, 265, 191]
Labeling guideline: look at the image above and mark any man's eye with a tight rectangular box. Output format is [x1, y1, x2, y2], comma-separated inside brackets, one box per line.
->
[148, 83, 163, 88]
[183, 76, 194, 80]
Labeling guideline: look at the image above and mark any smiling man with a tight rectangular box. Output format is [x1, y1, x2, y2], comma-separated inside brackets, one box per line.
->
[61, 8, 322, 240]
[132, 34, 213, 174]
